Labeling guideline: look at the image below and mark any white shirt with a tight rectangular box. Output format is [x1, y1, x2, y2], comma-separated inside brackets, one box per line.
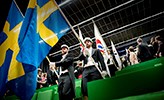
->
[108, 54, 114, 65]
[60, 53, 68, 75]
[61, 53, 67, 61]
[84, 47, 95, 67]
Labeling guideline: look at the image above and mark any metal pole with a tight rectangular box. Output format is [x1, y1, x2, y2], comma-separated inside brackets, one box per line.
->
[73, 0, 134, 28]
[49, 11, 164, 56]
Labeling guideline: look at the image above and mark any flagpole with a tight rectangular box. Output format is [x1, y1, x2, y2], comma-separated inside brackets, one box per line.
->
[53, 0, 105, 79]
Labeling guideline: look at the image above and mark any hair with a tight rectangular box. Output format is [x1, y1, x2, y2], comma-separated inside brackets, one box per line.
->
[128, 46, 135, 52]
[38, 68, 42, 72]
[155, 35, 161, 41]
[150, 37, 155, 44]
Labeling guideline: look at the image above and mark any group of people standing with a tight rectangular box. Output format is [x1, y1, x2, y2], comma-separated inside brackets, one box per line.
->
[37, 35, 163, 100]
[127, 35, 163, 66]
[46, 37, 108, 100]
[37, 64, 59, 89]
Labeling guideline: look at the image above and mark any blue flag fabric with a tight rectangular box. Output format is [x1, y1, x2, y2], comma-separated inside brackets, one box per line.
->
[17, 0, 70, 68]
[0, 0, 26, 98]
[7, 66, 37, 100]
[17, 0, 37, 72]
[0, 0, 70, 99]
[8, 2, 38, 99]
[0, 0, 37, 99]
[0, 50, 13, 97]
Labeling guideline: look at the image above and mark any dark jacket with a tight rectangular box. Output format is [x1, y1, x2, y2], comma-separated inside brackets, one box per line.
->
[137, 43, 152, 62]
[55, 53, 75, 98]
[75, 49, 106, 71]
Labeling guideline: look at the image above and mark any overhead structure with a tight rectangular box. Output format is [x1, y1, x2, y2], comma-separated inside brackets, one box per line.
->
[49, 0, 164, 58]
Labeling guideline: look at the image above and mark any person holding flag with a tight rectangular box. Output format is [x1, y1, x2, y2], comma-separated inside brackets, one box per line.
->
[75, 37, 107, 100]
[50, 44, 75, 100]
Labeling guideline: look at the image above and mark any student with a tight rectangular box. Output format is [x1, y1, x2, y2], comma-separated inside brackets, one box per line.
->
[50, 44, 75, 100]
[75, 37, 107, 100]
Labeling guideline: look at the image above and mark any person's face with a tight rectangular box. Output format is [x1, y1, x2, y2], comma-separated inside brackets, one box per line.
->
[85, 40, 92, 48]
[61, 47, 68, 55]
[107, 50, 110, 55]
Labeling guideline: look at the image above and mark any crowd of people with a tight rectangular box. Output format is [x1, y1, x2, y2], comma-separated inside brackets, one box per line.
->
[37, 66, 58, 89]
[121, 35, 163, 67]
[36, 35, 163, 100]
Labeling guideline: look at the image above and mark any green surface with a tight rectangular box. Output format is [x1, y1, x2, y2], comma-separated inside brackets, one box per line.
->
[37, 90, 53, 100]
[116, 57, 164, 76]
[4, 79, 82, 100]
[88, 57, 164, 100]
[4, 57, 164, 100]
[117, 90, 164, 100]
[31, 92, 37, 100]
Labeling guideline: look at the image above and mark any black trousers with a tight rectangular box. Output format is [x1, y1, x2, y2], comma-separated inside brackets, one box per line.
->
[81, 66, 102, 96]
[58, 73, 74, 100]
[108, 64, 117, 77]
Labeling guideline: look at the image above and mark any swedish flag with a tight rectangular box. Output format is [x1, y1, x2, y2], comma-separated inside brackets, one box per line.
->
[0, 0, 24, 97]
[0, 0, 37, 99]
[17, 0, 70, 67]
[0, 0, 70, 99]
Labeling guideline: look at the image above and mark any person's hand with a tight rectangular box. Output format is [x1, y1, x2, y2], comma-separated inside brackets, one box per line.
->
[49, 62, 56, 68]
[159, 52, 162, 57]
[101, 70, 107, 77]
[117, 67, 121, 71]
